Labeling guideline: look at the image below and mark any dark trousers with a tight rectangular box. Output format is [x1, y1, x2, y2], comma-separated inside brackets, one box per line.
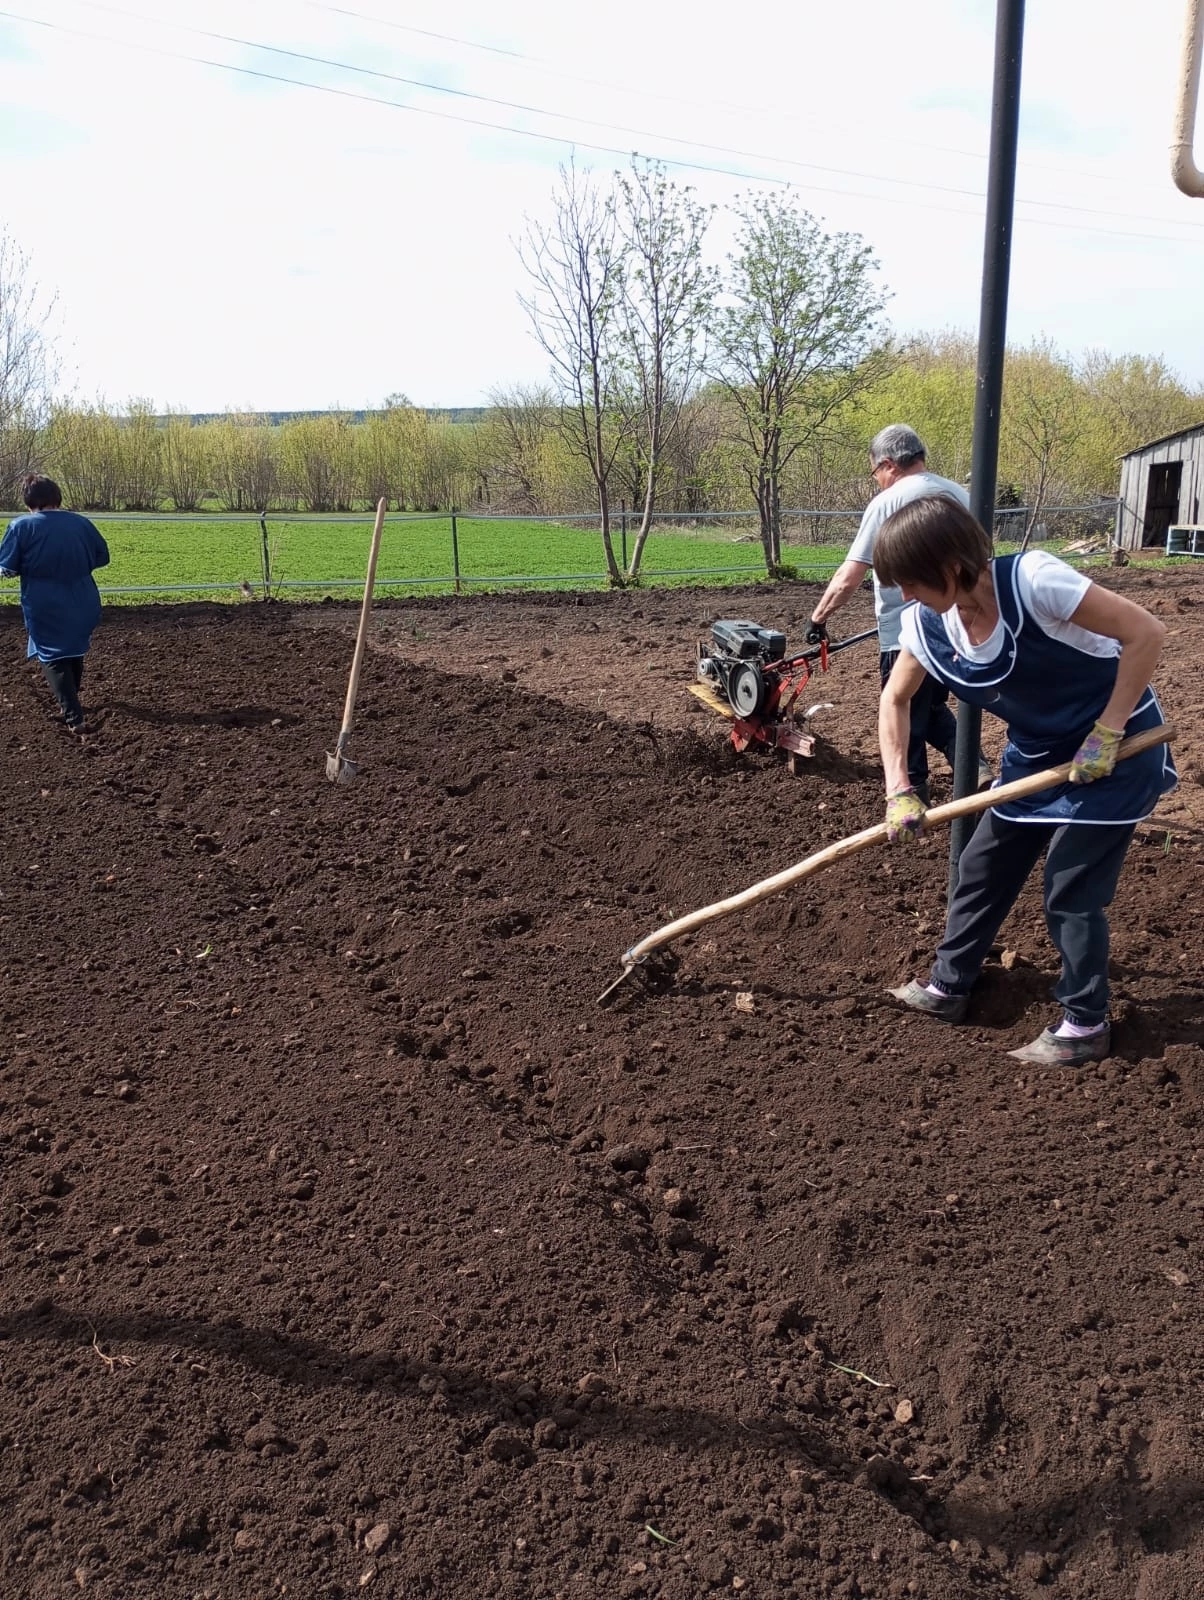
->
[40, 656, 86, 727]
[931, 808, 1136, 1025]
[880, 650, 958, 792]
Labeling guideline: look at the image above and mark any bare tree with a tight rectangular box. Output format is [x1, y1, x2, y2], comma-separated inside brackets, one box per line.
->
[519, 162, 631, 583]
[709, 194, 890, 574]
[0, 230, 57, 501]
[482, 385, 558, 512]
[614, 159, 716, 576]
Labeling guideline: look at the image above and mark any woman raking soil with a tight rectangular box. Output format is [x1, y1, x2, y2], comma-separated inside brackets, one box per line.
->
[875, 494, 1177, 1067]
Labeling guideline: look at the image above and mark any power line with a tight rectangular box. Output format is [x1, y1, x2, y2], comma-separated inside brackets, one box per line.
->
[6, 6, 1204, 245]
[296, 0, 1146, 191]
[69, 0, 1204, 234]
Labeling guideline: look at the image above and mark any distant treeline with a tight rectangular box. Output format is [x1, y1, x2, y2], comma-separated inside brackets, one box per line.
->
[5, 336, 1203, 519]
[157, 407, 490, 427]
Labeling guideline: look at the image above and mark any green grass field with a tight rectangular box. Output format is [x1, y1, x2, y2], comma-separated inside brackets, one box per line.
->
[1, 515, 851, 603]
[0, 513, 1127, 607]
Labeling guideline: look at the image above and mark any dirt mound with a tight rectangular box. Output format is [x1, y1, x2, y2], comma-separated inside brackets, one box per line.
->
[1, 569, 1202, 1598]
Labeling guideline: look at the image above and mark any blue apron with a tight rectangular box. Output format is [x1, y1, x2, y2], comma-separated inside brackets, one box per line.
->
[907, 555, 1176, 824]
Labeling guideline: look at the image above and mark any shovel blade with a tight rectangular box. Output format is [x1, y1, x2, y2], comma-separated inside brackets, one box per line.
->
[325, 750, 359, 784]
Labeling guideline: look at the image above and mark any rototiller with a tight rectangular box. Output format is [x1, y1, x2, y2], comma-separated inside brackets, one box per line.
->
[690, 620, 877, 768]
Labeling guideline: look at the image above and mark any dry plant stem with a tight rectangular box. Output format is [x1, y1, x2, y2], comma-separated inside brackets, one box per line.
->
[616, 724, 1173, 972]
[88, 1323, 135, 1371]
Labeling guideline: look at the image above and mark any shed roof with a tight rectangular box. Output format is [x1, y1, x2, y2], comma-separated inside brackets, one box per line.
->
[1120, 421, 1204, 458]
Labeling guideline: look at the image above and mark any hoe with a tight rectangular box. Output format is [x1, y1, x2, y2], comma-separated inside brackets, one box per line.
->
[598, 724, 1174, 1004]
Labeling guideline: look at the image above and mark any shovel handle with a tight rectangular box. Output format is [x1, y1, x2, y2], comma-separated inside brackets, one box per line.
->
[337, 498, 388, 743]
[619, 723, 1174, 968]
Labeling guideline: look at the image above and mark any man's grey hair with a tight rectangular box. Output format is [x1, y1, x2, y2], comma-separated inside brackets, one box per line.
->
[869, 424, 926, 469]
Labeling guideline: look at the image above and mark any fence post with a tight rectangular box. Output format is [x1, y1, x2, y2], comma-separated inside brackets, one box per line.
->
[259, 509, 271, 598]
[620, 500, 628, 572]
[450, 507, 461, 594]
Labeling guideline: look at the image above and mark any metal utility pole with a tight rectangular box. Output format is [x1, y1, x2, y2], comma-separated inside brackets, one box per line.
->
[949, 0, 1026, 902]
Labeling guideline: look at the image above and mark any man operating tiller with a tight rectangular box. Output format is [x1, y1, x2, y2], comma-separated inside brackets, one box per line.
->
[807, 424, 991, 803]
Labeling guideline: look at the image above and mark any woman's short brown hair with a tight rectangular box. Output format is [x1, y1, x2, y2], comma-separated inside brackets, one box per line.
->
[873, 493, 992, 593]
[22, 474, 63, 511]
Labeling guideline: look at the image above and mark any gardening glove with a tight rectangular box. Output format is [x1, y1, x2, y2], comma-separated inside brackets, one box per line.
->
[805, 619, 827, 645]
[1068, 720, 1124, 784]
[885, 788, 927, 843]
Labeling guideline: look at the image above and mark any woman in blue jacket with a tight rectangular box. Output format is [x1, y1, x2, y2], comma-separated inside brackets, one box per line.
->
[0, 475, 110, 735]
[874, 493, 1175, 1067]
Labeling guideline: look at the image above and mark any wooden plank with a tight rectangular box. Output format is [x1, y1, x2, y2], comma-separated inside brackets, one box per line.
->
[688, 681, 735, 720]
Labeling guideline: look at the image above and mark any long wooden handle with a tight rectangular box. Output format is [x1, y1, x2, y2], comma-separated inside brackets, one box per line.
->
[336, 498, 388, 752]
[621, 724, 1174, 966]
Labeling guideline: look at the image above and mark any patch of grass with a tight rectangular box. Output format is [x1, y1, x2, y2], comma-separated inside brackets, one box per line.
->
[1, 515, 850, 603]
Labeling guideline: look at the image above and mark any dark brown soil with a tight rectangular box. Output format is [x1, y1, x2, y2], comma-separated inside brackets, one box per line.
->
[1, 567, 1203, 1600]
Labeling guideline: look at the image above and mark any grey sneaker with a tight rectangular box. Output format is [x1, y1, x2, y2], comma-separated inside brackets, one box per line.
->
[1008, 1025, 1111, 1067]
[887, 979, 970, 1024]
[977, 760, 995, 791]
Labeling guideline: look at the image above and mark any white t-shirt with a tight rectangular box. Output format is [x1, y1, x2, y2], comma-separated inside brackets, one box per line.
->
[899, 550, 1112, 664]
[846, 471, 970, 651]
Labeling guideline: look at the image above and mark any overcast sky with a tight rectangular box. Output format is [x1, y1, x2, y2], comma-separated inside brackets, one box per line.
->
[2, 0, 1203, 411]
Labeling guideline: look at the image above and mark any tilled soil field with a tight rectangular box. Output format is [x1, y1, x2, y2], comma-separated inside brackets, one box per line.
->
[1, 567, 1202, 1600]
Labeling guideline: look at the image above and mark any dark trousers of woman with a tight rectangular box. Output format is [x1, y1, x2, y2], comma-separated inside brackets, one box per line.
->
[40, 656, 86, 728]
[931, 808, 1136, 1025]
[880, 649, 958, 797]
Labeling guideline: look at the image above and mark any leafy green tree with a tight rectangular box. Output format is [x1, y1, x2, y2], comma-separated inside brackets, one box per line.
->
[357, 399, 432, 510]
[863, 331, 977, 484]
[209, 415, 279, 512]
[161, 411, 213, 511]
[709, 193, 890, 575]
[1001, 342, 1084, 546]
[117, 399, 164, 510]
[478, 386, 558, 512]
[1078, 351, 1204, 470]
[45, 401, 124, 510]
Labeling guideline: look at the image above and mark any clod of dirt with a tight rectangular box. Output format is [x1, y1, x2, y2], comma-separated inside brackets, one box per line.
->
[243, 1419, 290, 1453]
[859, 1455, 911, 1493]
[606, 1143, 649, 1174]
[482, 1427, 532, 1466]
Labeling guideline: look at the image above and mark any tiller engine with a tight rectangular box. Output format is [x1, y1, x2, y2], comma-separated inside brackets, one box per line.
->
[691, 620, 877, 767]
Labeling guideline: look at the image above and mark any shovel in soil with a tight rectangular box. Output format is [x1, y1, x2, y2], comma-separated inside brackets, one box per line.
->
[326, 498, 388, 784]
[598, 723, 1174, 1003]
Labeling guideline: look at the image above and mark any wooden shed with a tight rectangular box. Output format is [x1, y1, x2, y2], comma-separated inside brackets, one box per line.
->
[1116, 422, 1204, 549]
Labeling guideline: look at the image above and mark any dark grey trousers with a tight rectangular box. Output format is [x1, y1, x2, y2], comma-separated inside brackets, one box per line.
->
[880, 649, 959, 792]
[41, 656, 86, 728]
[931, 808, 1136, 1025]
